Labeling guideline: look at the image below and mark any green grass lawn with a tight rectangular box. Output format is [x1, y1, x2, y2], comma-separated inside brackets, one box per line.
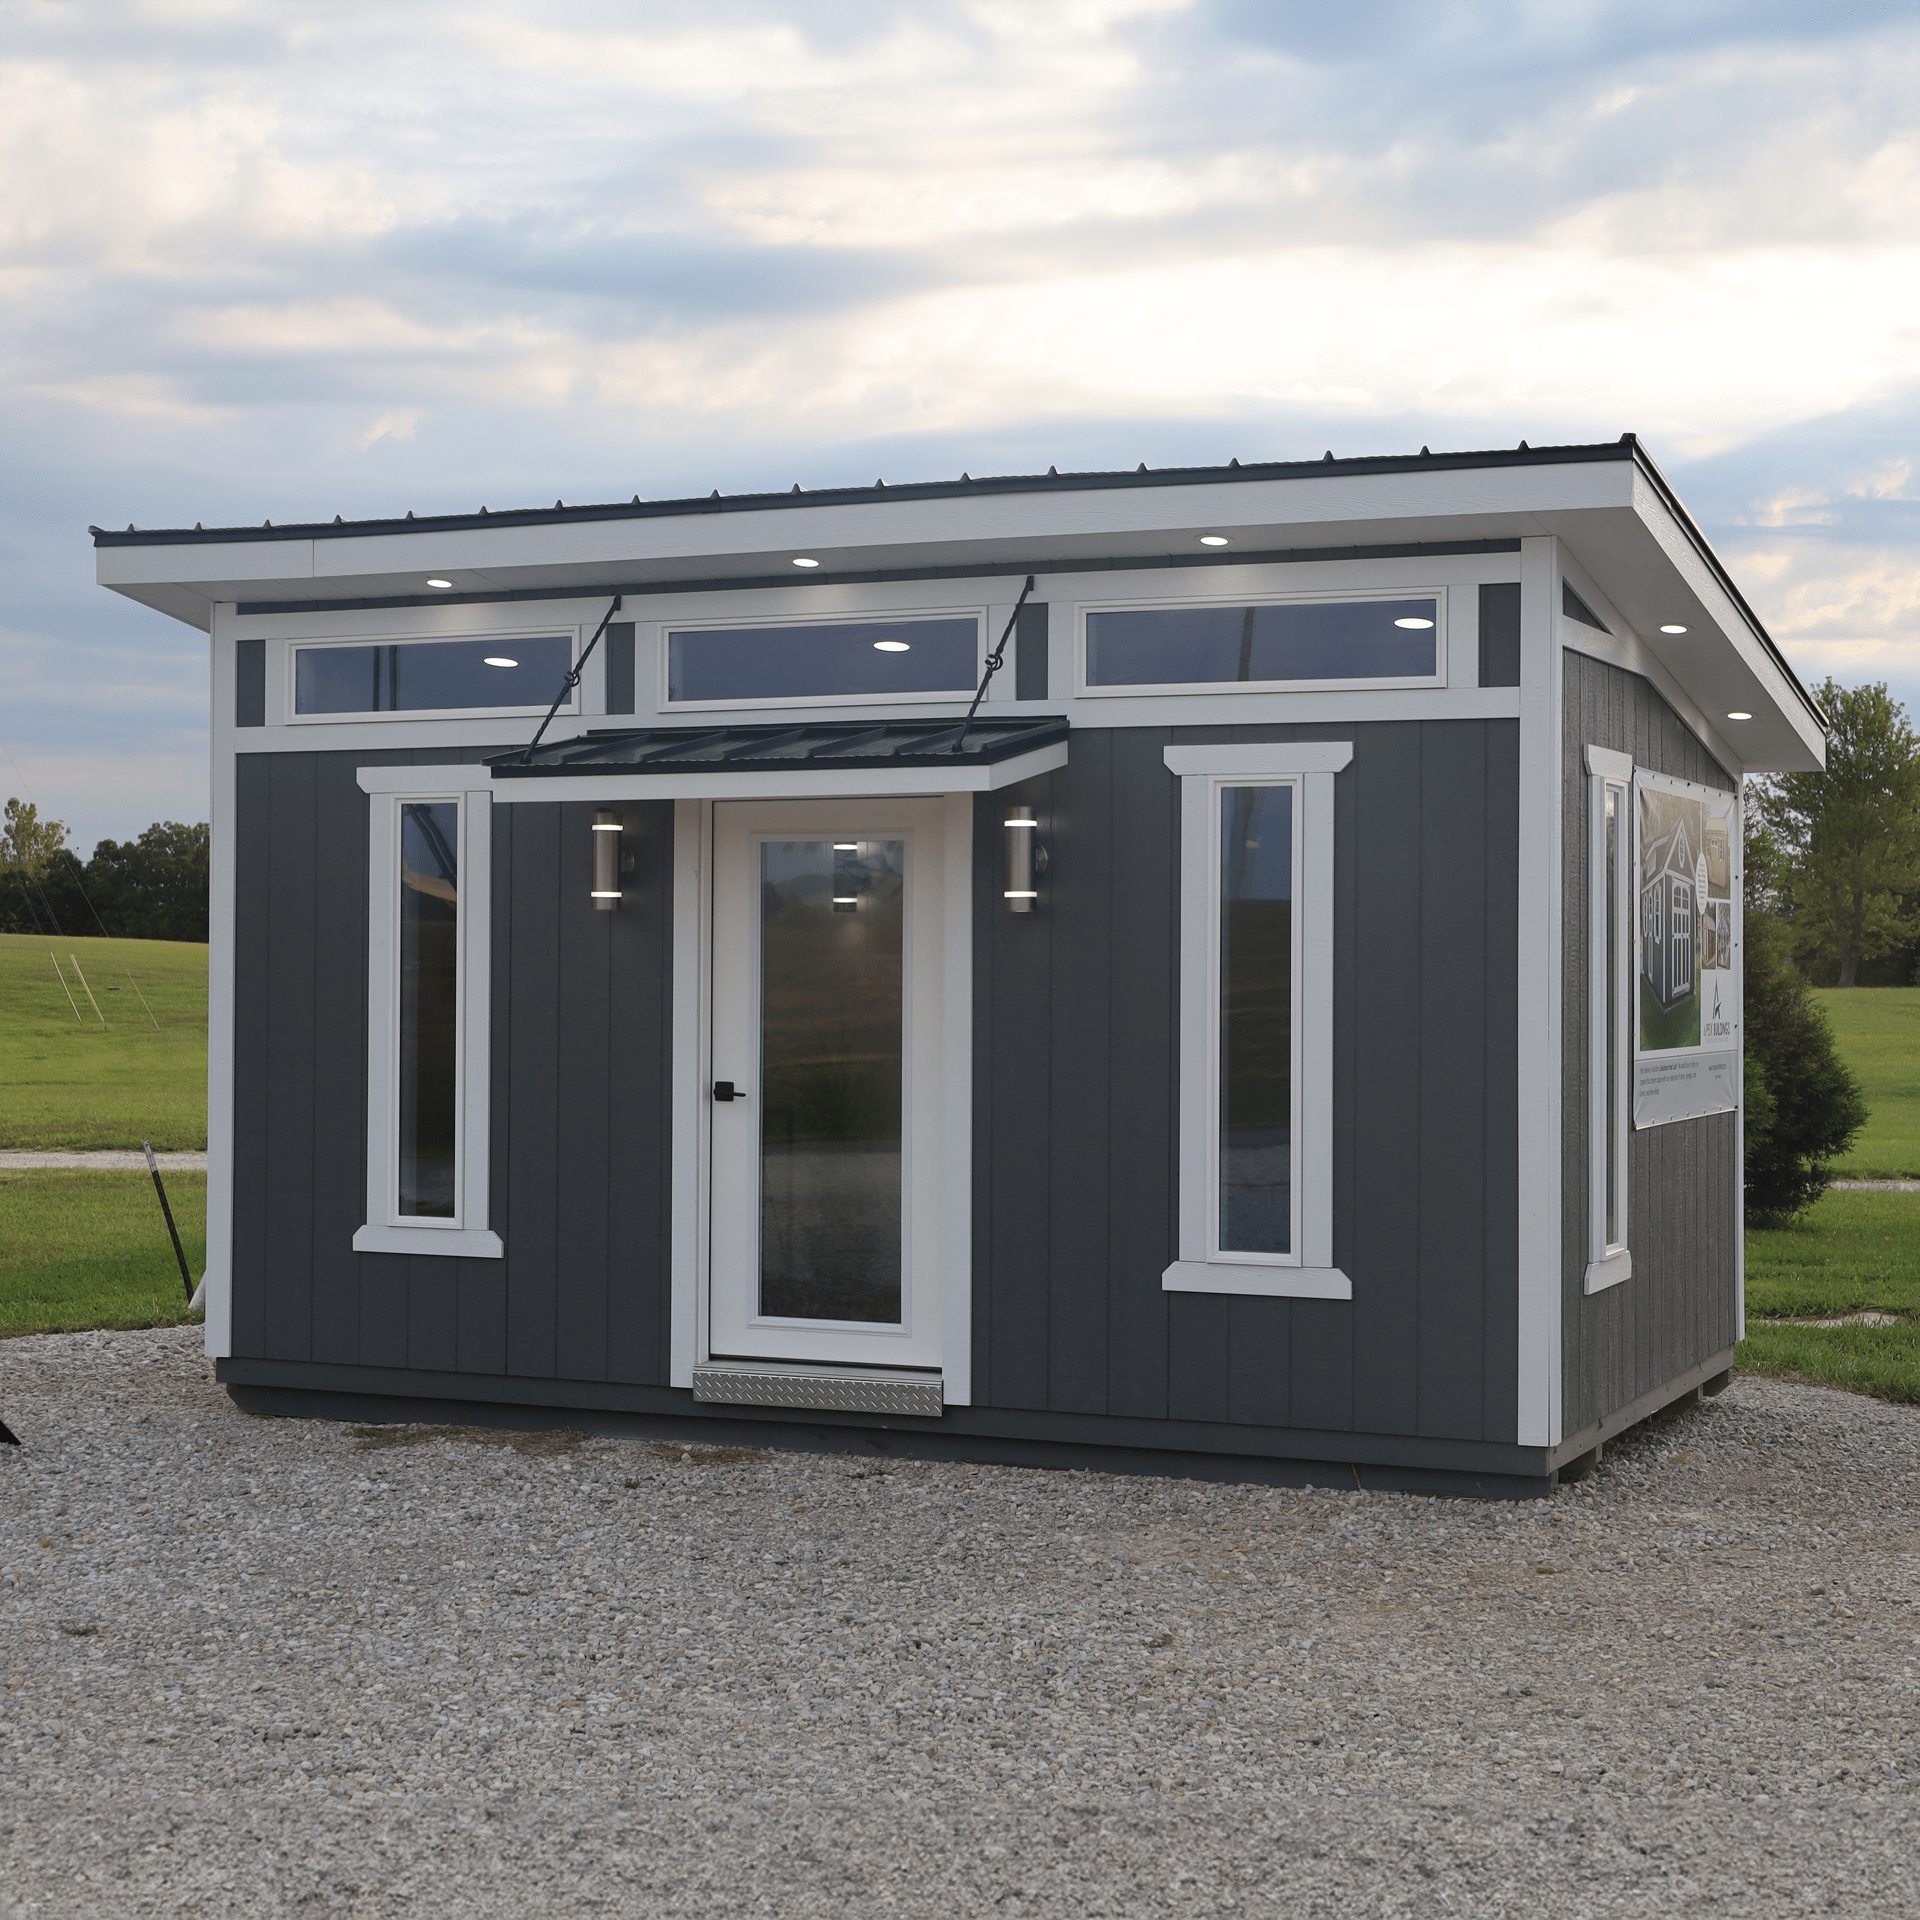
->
[0, 930, 207, 1149]
[0, 1170, 204, 1337]
[1809, 986, 1920, 1179]
[1740, 1188, 1920, 1405]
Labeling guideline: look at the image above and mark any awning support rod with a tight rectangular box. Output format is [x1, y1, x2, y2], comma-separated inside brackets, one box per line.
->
[522, 595, 623, 764]
[950, 574, 1036, 755]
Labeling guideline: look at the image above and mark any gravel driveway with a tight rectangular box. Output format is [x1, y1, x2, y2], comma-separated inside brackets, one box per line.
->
[3, 1325, 1918, 1916]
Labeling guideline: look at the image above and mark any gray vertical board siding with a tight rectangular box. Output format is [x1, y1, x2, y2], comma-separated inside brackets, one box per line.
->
[1480, 720, 1523, 1441]
[235, 640, 266, 727]
[310, 754, 375, 1368]
[605, 623, 636, 715]
[229, 747, 676, 1391]
[1561, 650, 1739, 1437]
[555, 804, 615, 1382]
[1104, 726, 1178, 1421]
[974, 719, 1522, 1442]
[1346, 723, 1424, 1434]
[260, 753, 318, 1363]
[1045, 730, 1114, 1415]
[230, 757, 273, 1357]
[503, 801, 562, 1379]
[1479, 584, 1522, 688]
[1015, 603, 1050, 701]
[973, 772, 1057, 1410]
[602, 803, 674, 1384]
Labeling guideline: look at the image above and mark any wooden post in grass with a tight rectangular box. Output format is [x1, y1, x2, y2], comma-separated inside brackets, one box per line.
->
[69, 954, 106, 1025]
[143, 1140, 195, 1300]
[50, 952, 81, 1022]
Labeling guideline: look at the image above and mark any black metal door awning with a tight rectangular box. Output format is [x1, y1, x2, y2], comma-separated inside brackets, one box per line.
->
[489, 716, 1068, 779]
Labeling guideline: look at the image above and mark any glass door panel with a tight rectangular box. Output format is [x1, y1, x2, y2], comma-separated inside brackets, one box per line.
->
[758, 838, 905, 1324]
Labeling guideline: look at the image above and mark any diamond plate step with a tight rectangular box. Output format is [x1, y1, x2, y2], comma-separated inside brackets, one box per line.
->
[691, 1362, 944, 1418]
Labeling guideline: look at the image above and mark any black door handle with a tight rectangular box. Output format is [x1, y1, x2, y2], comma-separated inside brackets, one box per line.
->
[713, 1081, 742, 1102]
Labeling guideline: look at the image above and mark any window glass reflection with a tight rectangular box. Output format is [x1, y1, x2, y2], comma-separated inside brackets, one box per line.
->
[758, 838, 906, 1323]
[295, 636, 571, 713]
[1087, 600, 1438, 686]
[669, 621, 978, 702]
[1220, 786, 1292, 1256]
[399, 803, 458, 1217]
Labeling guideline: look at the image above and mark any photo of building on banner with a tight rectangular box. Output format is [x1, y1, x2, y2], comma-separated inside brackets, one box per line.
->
[1634, 770, 1739, 1128]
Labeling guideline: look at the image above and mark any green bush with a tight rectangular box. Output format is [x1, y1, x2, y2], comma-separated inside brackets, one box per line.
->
[1744, 904, 1867, 1221]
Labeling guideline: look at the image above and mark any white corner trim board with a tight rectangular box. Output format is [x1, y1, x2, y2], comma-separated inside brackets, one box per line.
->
[1163, 740, 1345, 1299]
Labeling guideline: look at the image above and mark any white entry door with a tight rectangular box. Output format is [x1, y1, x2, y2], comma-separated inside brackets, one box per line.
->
[708, 799, 951, 1370]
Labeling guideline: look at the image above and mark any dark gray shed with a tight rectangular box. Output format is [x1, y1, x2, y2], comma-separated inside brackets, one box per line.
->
[93, 436, 1825, 1496]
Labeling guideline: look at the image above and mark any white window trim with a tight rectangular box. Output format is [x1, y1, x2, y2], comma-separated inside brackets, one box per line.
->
[1162, 741, 1351, 1299]
[1078, 588, 1447, 700]
[657, 606, 988, 713]
[1585, 745, 1634, 1293]
[287, 628, 581, 726]
[352, 771, 501, 1258]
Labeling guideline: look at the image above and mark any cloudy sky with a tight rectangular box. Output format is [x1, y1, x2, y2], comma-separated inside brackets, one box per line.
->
[4, 0, 1918, 851]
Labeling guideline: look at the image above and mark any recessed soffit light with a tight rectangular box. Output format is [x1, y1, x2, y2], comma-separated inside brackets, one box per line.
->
[1726, 711, 1753, 720]
[792, 556, 820, 568]
[426, 578, 453, 588]
[1394, 617, 1435, 629]
[873, 640, 911, 652]
[1198, 534, 1230, 546]
[483, 656, 518, 668]
[1660, 623, 1689, 634]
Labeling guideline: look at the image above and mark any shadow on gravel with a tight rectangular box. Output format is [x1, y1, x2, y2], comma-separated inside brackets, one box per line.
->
[348, 1423, 587, 1457]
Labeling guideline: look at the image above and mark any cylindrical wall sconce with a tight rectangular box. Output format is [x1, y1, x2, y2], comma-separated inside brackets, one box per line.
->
[591, 810, 624, 911]
[1004, 805, 1046, 912]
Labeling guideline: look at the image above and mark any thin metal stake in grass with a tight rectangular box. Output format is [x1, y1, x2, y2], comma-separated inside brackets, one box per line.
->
[50, 952, 82, 1022]
[123, 968, 161, 1029]
[69, 953, 107, 1025]
[143, 1139, 195, 1300]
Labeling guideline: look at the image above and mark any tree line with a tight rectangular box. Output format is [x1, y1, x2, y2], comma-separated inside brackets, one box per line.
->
[1, 798, 210, 944]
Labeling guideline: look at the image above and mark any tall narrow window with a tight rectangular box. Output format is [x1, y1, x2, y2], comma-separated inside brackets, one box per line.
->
[1219, 785, 1293, 1256]
[1164, 742, 1349, 1299]
[354, 777, 500, 1259]
[398, 802, 460, 1217]
[1587, 748, 1633, 1290]
[1604, 787, 1620, 1250]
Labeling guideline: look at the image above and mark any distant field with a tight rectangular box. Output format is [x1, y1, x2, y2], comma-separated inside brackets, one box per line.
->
[0, 1169, 204, 1337]
[0, 931, 207, 1149]
[1810, 987, 1920, 1179]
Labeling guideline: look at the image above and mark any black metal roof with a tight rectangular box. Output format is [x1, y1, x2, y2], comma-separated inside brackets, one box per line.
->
[489, 716, 1069, 778]
[90, 437, 1642, 547]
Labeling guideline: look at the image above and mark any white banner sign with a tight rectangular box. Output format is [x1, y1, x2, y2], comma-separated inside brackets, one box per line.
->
[1634, 769, 1739, 1129]
[1634, 1050, 1739, 1128]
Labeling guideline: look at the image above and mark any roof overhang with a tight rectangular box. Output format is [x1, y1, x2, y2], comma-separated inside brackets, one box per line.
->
[93, 438, 1826, 772]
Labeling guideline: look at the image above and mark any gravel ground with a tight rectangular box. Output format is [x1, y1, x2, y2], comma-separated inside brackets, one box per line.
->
[3, 1326, 1918, 1917]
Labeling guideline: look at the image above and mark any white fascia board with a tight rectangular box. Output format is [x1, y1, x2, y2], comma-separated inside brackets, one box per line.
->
[124, 462, 1636, 607]
[487, 740, 1069, 804]
[96, 536, 316, 588]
